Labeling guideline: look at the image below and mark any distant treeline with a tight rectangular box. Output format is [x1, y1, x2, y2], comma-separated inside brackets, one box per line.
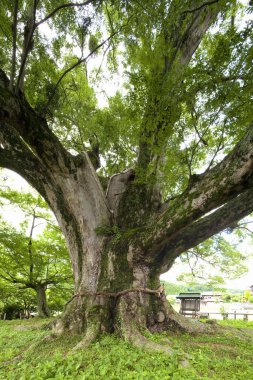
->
[161, 281, 242, 295]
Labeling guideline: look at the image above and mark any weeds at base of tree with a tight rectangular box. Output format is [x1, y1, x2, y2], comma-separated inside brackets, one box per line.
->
[0, 319, 253, 379]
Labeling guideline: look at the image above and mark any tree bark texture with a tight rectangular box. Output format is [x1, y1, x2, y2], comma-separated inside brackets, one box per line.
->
[36, 285, 50, 318]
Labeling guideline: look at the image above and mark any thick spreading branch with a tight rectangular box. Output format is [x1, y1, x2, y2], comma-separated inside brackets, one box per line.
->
[0, 70, 72, 173]
[172, 0, 222, 66]
[139, 125, 253, 268]
[157, 188, 253, 272]
[0, 124, 50, 200]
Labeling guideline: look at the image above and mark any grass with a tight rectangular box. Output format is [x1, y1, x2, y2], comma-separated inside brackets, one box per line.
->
[0, 318, 253, 379]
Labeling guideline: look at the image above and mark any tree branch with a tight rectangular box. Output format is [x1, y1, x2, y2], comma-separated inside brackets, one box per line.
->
[0, 69, 72, 173]
[137, 0, 226, 173]
[42, 30, 120, 114]
[35, 0, 95, 28]
[182, 0, 220, 15]
[138, 124, 253, 268]
[177, 2, 222, 66]
[16, 0, 38, 92]
[0, 123, 49, 200]
[206, 122, 225, 171]
[15, 1, 96, 91]
[9, 0, 19, 91]
[157, 187, 253, 273]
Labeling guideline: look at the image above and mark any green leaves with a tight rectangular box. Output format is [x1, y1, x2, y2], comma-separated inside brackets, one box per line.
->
[178, 234, 249, 286]
[1, 0, 252, 187]
[0, 182, 73, 312]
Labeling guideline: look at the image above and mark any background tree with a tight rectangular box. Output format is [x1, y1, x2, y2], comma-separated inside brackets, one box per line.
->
[0, 279, 37, 319]
[0, 190, 73, 317]
[0, 0, 253, 349]
[244, 289, 251, 301]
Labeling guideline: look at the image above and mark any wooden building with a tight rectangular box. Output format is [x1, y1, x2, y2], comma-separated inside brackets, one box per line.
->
[176, 293, 201, 318]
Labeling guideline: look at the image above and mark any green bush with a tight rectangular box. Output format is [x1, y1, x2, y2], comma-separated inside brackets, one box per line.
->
[222, 293, 232, 302]
[231, 295, 241, 302]
[2, 304, 23, 320]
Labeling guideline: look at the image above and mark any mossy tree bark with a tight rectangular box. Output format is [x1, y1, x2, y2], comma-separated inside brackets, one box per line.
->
[0, 0, 253, 343]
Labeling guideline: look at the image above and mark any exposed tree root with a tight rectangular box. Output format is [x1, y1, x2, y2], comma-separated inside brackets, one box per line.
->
[72, 322, 100, 351]
[114, 295, 192, 367]
[121, 324, 191, 368]
[146, 296, 217, 335]
[163, 311, 215, 334]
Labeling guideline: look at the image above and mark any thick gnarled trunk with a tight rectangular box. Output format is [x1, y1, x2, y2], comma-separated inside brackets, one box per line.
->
[52, 234, 199, 341]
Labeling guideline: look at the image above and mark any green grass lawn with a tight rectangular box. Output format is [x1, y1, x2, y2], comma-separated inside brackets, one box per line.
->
[0, 318, 253, 379]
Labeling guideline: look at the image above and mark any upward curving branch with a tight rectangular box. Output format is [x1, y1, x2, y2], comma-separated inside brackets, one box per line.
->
[182, 0, 220, 15]
[157, 188, 253, 273]
[9, 0, 19, 91]
[16, 0, 38, 91]
[139, 124, 253, 269]
[42, 30, 119, 114]
[15, 0, 96, 91]
[166, 0, 223, 67]
[137, 0, 226, 174]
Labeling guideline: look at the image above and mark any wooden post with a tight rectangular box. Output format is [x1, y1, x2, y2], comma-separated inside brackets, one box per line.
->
[223, 313, 228, 320]
[243, 314, 248, 321]
[234, 310, 236, 320]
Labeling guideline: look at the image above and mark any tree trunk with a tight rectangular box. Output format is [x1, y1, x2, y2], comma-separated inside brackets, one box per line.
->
[53, 222, 206, 342]
[36, 285, 50, 318]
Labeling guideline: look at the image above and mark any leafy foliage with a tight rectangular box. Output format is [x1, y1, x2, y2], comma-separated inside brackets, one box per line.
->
[177, 235, 249, 286]
[1, 1, 252, 188]
[0, 183, 73, 315]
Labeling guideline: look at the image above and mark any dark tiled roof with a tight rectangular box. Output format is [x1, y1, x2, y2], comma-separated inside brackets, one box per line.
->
[176, 292, 201, 299]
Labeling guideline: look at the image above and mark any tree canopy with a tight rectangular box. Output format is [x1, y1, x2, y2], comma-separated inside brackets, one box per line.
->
[0, 1, 252, 180]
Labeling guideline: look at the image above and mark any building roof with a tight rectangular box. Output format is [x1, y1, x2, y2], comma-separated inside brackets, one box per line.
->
[176, 292, 201, 299]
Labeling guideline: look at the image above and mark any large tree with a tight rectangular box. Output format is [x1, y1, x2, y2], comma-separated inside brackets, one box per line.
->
[0, 0, 253, 347]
